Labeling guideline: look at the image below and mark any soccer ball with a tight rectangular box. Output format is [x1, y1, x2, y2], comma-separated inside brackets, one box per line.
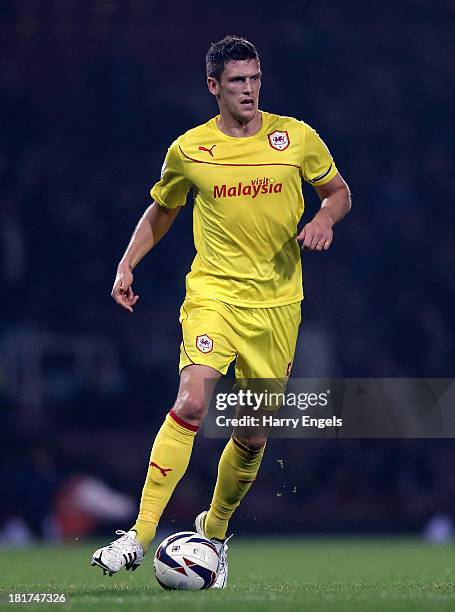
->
[153, 531, 219, 590]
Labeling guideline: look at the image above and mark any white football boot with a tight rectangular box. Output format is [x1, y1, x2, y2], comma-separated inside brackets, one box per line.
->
[194, 511, 232, 589]
[91, 529, 144, 576]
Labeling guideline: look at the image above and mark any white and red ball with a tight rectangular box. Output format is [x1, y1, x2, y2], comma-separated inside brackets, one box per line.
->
[154, 531, 219, 590]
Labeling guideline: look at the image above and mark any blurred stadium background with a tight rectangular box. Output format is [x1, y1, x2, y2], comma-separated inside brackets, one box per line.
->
[0, 0, 454, 547]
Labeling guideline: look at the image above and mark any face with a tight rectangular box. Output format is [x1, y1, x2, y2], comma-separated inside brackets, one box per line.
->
[208, 59, 261, 124]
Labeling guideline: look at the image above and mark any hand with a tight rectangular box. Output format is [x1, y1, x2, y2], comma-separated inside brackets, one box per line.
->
[296, 211, 333, 251]
[111, 262, 139, 312]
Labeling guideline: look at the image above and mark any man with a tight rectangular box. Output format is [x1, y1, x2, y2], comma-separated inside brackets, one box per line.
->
[91, 35, 351, 587]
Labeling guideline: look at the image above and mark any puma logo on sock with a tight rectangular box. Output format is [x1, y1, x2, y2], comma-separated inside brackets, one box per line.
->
[149, 461, 173, 477]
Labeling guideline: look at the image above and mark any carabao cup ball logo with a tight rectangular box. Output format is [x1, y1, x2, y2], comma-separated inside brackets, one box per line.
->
[268, 130, 290, 151]
[196, 334, 213, 354]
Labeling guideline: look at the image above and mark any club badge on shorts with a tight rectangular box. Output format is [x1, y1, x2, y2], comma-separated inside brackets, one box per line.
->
[196, 334, 213, 353]
[268, 130, 290, 151]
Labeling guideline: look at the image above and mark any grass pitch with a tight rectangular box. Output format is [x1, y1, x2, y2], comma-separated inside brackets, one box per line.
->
[1, 538, 455, 611]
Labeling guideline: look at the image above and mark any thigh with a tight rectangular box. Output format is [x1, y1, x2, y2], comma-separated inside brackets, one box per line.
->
[179, 298, 238, 375]
[234, 302, 301, 412]
[235, 301, 301, 380]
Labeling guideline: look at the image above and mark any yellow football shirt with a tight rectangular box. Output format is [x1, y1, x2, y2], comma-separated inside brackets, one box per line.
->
[150, 111, 337, 307]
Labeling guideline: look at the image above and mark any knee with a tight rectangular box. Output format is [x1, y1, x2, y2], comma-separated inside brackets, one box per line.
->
[172, 392, 206, 426]
[235, 435, 267, 452]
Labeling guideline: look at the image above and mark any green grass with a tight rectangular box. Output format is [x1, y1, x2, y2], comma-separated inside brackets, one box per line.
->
[1, 538, 455, 611]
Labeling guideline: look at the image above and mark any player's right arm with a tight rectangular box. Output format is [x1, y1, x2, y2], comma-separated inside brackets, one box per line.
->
[112, 203, 181, 312]
[112, 139, 191, 312]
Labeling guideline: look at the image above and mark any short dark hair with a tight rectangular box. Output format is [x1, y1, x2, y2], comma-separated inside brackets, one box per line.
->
[206, 35, 259, 82]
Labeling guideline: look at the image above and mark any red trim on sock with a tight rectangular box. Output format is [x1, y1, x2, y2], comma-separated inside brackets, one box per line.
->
[232, 436, 264, 454]
[169, 409, 199, 432]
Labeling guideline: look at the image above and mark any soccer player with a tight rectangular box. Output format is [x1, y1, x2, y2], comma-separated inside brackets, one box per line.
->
[91, 35, 351, 587]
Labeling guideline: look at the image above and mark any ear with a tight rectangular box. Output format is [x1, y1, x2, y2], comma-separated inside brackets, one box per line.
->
[207, 76, 219, 97]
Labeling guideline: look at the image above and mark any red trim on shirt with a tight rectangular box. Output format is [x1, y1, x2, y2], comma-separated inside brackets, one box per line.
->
[179, 146, 299, 168]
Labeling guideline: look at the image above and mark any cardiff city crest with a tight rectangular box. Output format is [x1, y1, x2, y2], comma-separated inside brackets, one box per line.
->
[268, 130, 290, 151]
[196, 334, 213, 354]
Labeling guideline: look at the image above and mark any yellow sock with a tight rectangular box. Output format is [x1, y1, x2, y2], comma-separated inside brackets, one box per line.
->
[131, 410, 198, 550]
[204, 437, 265, 540]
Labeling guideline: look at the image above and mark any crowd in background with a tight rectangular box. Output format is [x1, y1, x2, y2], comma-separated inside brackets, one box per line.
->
[1, 0, 454, 540]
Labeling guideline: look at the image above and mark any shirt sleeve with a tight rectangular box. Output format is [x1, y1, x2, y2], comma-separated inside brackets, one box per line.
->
[301, 123, 338, 185]
[150, 140, 191, 208]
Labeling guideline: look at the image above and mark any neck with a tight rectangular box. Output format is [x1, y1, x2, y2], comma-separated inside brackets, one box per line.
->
[216, 111, 262, 138]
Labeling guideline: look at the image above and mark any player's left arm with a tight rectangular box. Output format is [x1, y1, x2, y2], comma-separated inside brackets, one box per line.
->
[297, 173, 351, 250]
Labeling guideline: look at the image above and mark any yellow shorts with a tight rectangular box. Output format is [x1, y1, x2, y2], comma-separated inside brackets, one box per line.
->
[179, 297, 301, 380]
